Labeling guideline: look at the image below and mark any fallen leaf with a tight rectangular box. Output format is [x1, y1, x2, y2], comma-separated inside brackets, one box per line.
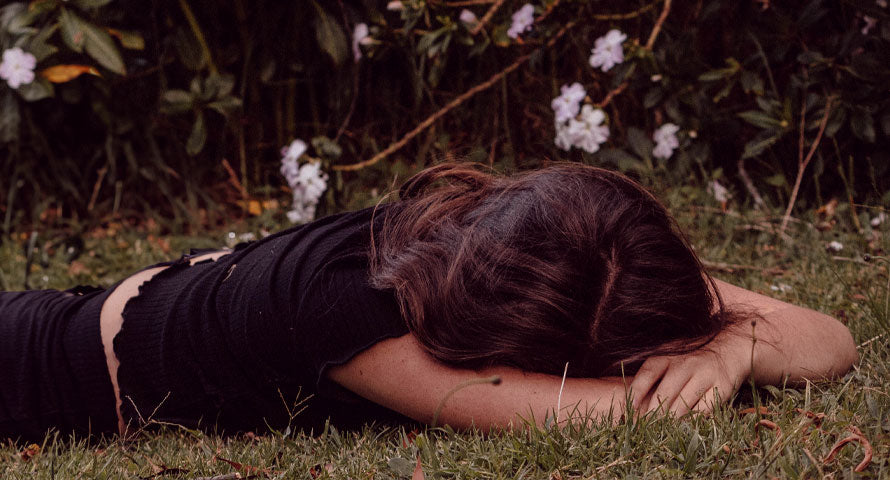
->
[412, 455, 425, 480]
[214, 455, 272, 476]
[20, 443, 40, 461]
[40, 65, 101, 83]
[68, 260, 90, 276]
[823, 425, 873, 473]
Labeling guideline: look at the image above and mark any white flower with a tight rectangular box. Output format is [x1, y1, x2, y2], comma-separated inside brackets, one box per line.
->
[352, 23, 371, 61]
[827, 241, 844, 252]
[553, 104, 609, 153]
[770, 283, 793, 293]
[386, 1, 404, 11]
[507, 4, 535, 39]
[652, 123, 680, 160]
[871, 212, 887, 227]
[0, 47, 36, 89]
[589, 29, 627, 72]
[459, 9, 479, 28]
[554, 121, 574, 151]
[280, 140, 328, 224]
[281, 139, 307, 162]
[708, 179, 731, 203]
[550, 82, 586, 123]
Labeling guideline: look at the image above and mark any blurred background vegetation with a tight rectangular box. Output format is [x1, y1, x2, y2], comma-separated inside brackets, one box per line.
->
[0, 0, 887, 236]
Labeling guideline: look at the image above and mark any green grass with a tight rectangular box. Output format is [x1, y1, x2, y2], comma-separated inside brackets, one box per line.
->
[1, 192, 888, 479]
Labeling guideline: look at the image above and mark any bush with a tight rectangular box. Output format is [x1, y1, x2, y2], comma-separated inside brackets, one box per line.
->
[0, 0, 887, 232]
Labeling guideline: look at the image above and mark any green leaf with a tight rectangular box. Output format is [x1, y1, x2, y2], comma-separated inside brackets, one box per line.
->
[850, 110, 876, 143]
[173, 27, 206, 71]
[312, 2, 348, 66]
[186, 112, 207, 156]
[59, 8, 126, 74]
[207, 96, 242, 117]
[161, 89, 194, 114]
[17, 78, 54, 101]
[737, 110, 784, 129]
[204, 73, 236, 99]
[28, 24, 60, 62]
[596, 148, 647, 173]
[111, 29, 146, 50]
[59, 8, 86, 52]
[626, 127, 653, 163]
[72, 0, 115, 8]
[742, 131, 784, 159]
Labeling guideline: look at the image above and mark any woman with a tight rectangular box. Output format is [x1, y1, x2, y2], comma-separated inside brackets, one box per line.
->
[0, 163, 857, 441]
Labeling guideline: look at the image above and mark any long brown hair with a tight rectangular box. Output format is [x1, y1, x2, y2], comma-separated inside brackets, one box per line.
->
[369, 162, 736, 376]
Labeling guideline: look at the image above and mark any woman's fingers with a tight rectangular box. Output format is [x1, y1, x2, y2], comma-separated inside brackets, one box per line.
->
[669, 379, 712, 416]
[628, 356, 671, 412]
[645, 367, 692, 414]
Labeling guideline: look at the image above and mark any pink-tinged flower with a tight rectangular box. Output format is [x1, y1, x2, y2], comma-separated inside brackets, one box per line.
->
[352, 23, 371, 61]
[459, 9, 479, 28]
[652, 123, 680, 160]
[871, 212, 887, 227]
[507, 4, 535, 39]
[589, 29, 627, 72]
[827, 241, 844, 252]
[550, 82, 586, 123]
[386, 1, 404, 11]
[0, 47, 36, 89]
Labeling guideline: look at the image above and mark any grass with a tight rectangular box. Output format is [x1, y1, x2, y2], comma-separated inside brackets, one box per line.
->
[0, 188, 888, 479]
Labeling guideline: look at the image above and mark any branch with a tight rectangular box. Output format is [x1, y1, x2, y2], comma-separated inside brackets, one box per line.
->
[333, 20, 577, 172]
[779, 95, 834, 236]
[471, 0, 507, 36]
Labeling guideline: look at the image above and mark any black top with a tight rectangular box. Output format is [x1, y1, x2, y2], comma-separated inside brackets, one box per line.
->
[113, 204, 413, 433]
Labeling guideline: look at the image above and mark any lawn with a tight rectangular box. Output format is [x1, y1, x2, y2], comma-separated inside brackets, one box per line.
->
[0, 189, 888, 479]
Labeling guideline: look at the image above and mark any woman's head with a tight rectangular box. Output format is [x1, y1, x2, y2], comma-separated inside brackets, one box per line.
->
[370, 162, 734, 376]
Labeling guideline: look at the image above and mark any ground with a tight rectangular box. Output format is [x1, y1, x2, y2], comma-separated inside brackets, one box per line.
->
[0, 190, 887, 479]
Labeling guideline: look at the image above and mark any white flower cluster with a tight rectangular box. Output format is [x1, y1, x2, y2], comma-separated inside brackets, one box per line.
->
[551, 83, 609, 153]
[708, 179, 731, 204]
[0, 47, 36, 89]
[652, 123, 680, 160]
[459, 9, 479, 28]
[827, 241, 844, 252]
[589, 29, 626, 72]
[279, 139, 329, 224]
[507, 4, 535, 39]
[872, 212, 887, 227]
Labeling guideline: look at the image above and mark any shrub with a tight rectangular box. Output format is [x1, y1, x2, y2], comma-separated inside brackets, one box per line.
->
[0, 0, 887, 232]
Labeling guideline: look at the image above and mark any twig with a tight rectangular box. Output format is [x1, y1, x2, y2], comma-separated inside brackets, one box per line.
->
[221, 159, 248, 200]
[645, 0, 672, 49]
[333, 21, 578, 172]
[779, 95, 834, 235]
[471, 0, 507, 35]
[444, 0, 496, 6]
[87, 166, 108, 212]
[592, 0, 662, 20]
[737, 157, 765, 209]
[700, 259, 785, 275]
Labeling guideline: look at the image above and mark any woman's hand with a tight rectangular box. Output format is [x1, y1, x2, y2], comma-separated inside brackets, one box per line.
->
[628, 331, 753, 416]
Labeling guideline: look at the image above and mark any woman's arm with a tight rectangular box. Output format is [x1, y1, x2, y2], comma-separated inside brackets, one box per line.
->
[327, 334, 630, 431]
[629, 279, 858, 415]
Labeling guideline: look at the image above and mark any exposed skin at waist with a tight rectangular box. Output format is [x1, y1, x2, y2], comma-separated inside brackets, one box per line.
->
[99, 250, 232, 435]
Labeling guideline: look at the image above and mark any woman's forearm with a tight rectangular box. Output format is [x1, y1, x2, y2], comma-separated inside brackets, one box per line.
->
[714, 279, 858, 386]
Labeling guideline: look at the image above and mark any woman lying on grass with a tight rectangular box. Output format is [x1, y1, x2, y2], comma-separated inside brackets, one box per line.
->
[0, 163, 857, 441]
